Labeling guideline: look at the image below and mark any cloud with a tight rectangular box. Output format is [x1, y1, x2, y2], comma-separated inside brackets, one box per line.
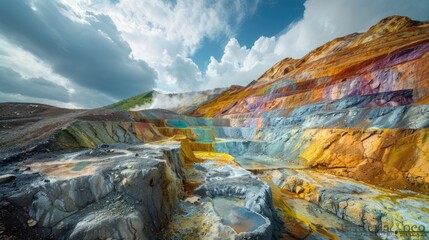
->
[274, 0, 429, 58]
[0, 67, 70, 102]
[0, 0, 157, 101]
[167, 56, 202, 90]
[203, 0, 429, 90]
[67, 0, 260, 91]
[0, 0, 260, 107]
[96, 0, 259, 59]
[204, 37, 282, 88]
[0, 35, 118, 109]
[0, 37, 71, 89]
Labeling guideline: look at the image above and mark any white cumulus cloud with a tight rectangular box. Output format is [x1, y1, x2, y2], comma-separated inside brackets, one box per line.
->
[275, 0, 429, 58]
[204, 37, 281, 88]
[69, 0, 261, 92]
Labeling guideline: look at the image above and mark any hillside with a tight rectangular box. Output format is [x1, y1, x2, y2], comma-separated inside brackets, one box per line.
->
[104, 91, 154, 110]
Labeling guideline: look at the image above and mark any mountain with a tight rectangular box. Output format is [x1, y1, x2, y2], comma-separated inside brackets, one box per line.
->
[187, 15, 429, 190]
[190, 16, 429, 117]
[1, 16, 428, 239]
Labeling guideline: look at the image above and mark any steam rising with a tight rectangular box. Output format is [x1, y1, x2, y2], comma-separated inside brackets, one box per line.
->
[130, 88, 227, 113]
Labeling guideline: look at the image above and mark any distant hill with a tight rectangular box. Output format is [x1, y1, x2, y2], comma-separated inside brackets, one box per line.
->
[104, 88, 230, 114]
[104, 90, 154, 110]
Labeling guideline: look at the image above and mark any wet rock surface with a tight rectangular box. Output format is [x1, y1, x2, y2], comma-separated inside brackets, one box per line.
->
[0, 144, 184, 239]
[193, 162, 282, 239]
[269, 169, 429, 236]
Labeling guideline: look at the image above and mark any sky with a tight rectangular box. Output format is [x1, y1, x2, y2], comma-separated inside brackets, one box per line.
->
[0, 0, 428, 109]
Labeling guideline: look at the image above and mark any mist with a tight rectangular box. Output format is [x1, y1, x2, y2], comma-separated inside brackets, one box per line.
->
[130, 88, 227, 113]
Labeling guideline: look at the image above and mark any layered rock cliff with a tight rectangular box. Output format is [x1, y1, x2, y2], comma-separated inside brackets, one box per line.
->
[189, 16, 429, 193]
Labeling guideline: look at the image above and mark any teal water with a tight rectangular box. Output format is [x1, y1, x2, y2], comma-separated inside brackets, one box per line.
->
[71, 161, 92, 171]
[212, 197, 266, 233]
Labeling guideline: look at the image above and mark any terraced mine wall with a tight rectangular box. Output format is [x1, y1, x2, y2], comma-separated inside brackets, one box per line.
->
[113, 107, 429, 194]
[185, 16, 429, 193]
[124, 108, 429, 238]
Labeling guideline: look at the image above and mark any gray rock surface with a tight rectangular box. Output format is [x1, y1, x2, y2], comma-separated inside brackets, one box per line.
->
[194, 162, 282, 239]
[1, 143, 184, 239]
[0, 174, 16, 184]
[269, 169, 429, 237]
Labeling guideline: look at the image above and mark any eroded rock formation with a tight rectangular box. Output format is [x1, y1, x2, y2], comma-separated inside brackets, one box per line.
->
[189, 16, 429, 193]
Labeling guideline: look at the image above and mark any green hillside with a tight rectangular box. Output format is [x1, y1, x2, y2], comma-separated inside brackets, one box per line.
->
[104, 91, 153, 110]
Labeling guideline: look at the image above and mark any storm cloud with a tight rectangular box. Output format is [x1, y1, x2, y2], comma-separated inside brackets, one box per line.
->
[0, 0, 156, 100]
[0, 67, 70, 102]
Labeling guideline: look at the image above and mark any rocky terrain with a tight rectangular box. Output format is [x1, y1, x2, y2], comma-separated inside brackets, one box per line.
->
[1, 16, 429, 239]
